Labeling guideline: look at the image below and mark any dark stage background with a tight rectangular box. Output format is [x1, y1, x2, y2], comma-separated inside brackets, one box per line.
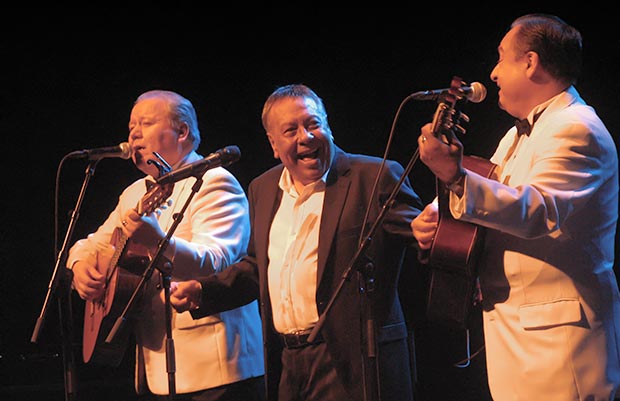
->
[2, 7, 619, 401]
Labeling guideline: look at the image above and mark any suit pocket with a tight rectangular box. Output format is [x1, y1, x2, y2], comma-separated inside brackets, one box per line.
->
[175, 309, 221, 329]
[519, 298, 582, 329]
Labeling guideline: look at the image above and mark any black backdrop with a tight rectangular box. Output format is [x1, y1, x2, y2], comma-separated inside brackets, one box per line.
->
[2, 7, 619, 401]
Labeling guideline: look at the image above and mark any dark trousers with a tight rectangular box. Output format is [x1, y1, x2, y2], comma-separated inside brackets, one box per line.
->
[279, 338, 415, 401]
[278, 342, 349, 401]
[140, 376, 266, 401]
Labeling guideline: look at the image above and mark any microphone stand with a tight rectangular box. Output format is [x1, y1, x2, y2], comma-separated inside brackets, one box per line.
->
[105, 176, 203, 401]
[31, 159, 102, 401]
[308, 149, 420, 401]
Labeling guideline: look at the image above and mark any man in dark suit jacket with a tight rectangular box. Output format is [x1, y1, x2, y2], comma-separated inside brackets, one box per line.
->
[169, 84, 423, 401]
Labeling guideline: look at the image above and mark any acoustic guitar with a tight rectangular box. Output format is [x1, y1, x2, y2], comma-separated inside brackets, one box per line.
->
[424, 76, 496, 329]
[82, 181, 173, 366]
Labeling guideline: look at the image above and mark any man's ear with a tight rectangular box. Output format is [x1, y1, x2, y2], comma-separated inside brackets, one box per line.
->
[178, 123, 190, 140]
[525, 51, 539, 78]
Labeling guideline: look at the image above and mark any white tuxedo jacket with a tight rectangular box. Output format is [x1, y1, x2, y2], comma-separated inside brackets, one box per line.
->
[450, 87, 620, 400]
[68, 152, 264, 395]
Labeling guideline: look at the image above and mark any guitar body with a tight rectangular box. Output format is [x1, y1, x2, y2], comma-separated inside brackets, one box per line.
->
[82, 228, 150, 366]
[426, 155, 496, 329]
[82, 181, 173, 366]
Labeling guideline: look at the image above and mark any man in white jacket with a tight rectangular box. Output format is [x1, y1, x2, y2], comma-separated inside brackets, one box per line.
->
[67, 89, 265, 400]
[411, 14, 620, 401]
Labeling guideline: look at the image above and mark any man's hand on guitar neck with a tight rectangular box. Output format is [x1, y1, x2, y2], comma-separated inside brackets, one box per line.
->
[121, 209, 167, 252]
[418, 122, 465, 188]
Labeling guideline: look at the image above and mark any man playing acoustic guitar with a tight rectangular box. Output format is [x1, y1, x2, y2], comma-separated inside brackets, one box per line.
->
[411, 14, 620, 401]
[67, 90, 265, 401]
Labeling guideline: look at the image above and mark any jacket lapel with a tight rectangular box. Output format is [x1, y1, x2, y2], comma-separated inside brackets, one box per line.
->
[254, 167, 284, 271]
[317, 148, 351, 284]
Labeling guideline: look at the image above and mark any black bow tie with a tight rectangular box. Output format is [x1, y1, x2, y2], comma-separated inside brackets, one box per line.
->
[515, 109, 546, 137]
[514, 118, 532, 137]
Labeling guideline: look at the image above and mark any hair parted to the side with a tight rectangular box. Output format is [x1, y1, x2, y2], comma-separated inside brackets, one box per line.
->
[136, 89, 201, 151]
[261, 84, 329, 132]
[510, 13, 582, 86]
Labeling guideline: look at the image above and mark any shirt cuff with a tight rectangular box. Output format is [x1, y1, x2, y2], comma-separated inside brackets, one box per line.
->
[446, 170, 466, 197]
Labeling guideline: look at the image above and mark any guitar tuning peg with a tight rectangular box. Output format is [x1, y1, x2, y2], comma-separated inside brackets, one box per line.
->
[454, 124, 467, 135]
[458, 111, 470, 123]
[155, 199, 174, 213]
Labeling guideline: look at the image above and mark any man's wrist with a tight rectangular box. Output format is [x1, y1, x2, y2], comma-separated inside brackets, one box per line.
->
[446, 170, 466, 197]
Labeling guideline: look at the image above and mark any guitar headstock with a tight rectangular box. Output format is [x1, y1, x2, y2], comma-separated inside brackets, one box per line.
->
[430, 76, 472, 143]
[137, 182, 174, 215]
[135, 151, 174, 215]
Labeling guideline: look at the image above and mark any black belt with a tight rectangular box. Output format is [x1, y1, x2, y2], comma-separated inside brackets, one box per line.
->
[280, 329, 324, 349]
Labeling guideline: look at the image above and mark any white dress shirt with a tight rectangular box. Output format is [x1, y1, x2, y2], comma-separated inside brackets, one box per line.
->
[267, 168, 326, 334]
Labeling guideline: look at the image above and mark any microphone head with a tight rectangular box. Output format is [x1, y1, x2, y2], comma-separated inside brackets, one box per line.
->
[119, 142, 132, 160]
[220, 145, 241, 166]
[468, 82, 487, 103]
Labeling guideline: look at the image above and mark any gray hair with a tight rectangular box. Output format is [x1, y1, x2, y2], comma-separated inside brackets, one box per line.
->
[261, 84, 329, 132]
[135, 90, 201, 150]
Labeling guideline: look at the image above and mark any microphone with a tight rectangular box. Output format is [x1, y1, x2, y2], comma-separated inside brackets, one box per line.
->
[409, 82, 487, 103]
[68, 142, 132, 160]
[156, 145, 241, 185]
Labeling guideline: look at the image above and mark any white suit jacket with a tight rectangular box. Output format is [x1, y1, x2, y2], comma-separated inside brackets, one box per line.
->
[450, 87, 620, 401]
[67, 151, 264, 395]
